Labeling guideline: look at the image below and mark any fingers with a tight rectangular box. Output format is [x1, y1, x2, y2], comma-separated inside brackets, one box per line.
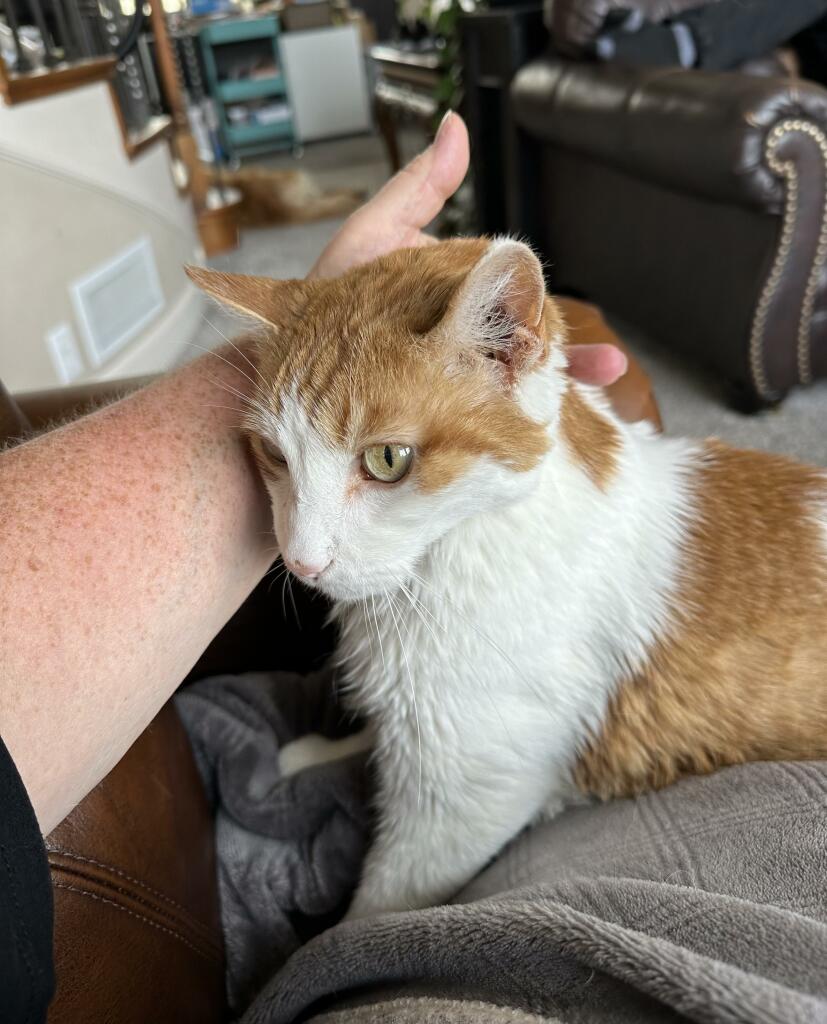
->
[363, 111, 470, 240]
[567, 344, 628, 387]
[309, 113, 470, 279]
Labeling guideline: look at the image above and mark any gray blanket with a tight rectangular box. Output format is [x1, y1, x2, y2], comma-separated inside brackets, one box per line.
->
[176, 669, 370, 1010]
[177, 671, 827, 1024]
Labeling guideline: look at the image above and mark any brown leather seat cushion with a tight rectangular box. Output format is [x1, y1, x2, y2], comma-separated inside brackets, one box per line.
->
[45, 706, 226, 1024]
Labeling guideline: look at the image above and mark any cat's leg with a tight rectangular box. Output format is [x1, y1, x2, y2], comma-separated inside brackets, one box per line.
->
[279, 725, 373, 777]
[345, 732, 561, 920]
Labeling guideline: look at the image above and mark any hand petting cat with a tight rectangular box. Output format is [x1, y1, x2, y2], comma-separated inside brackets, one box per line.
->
[309, 111, 627, 389]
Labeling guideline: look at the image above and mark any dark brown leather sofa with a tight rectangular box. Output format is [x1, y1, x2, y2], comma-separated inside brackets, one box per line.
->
[462, 6, 827, 408]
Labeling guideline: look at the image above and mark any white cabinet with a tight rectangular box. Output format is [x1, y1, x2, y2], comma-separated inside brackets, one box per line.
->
[281, 25, 371, 142]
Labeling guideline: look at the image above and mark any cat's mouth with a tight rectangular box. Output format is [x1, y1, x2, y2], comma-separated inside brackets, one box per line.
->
[290, 567, 400, 604]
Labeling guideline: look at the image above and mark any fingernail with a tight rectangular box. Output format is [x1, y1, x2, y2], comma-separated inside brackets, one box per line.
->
[435, 109, 453, 143]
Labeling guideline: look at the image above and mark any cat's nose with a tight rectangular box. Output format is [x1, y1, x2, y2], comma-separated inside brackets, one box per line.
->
[285, 557, 331, 581]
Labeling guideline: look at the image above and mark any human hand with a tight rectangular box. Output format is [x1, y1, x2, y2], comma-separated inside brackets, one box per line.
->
[309, 110, 470, 280]
[568, 344, 628, 386]
[309, 111, 626, 388]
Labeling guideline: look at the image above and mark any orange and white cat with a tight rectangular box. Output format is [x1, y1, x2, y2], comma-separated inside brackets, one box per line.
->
[189, 238, 827, 919]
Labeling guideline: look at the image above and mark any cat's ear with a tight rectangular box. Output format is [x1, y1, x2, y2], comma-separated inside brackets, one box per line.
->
[185, 266, 306, 326]
[443, 239, 550, 378]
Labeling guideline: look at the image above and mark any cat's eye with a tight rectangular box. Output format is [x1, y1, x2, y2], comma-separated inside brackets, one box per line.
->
[362, 444, 414, 483]
[259, 436, 287, 466]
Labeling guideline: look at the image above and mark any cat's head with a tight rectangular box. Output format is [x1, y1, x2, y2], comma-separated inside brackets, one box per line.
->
[189, 238, 567, 602]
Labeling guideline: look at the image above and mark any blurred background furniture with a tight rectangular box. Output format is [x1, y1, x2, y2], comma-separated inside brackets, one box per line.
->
[281, 22, 370, 143]
[199, 13, 294, 160]
[371, 40, 440, 173]
[461, 2, 827, 409]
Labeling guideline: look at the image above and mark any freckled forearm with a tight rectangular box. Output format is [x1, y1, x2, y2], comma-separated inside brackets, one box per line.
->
[0, 348, 274, 833]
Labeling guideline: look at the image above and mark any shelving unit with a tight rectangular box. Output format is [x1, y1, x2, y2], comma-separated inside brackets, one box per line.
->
[199, 14, 294, 160]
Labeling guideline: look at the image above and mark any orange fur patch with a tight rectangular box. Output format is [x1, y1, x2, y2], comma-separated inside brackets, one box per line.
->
[559, 383, 620, 491]
[574, 441, 827, 798]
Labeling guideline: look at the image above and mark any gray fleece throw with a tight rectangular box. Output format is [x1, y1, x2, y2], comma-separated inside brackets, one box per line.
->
[177, 670, 827, 1024]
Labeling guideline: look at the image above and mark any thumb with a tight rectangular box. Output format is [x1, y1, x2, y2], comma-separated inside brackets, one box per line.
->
[362, 111, 470, 237]
[308, 112, 470, 279]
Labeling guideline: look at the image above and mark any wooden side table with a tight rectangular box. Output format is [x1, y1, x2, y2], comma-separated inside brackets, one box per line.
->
[370, 42, 440, 173]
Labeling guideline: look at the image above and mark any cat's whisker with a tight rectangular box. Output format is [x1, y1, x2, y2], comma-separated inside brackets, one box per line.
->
[384, 591, 423, 807]
[184, 337, 262, 393]
[408, 568, 519, 672]
[203, 373, 257, 412]
[203, 404, 257, 417]
[398, 579, 521, 757]
[285, 571, 301, 629]
[407, 568, 554, 721]
[397, 580, 440, 648]
[371, 593, 387, 673]
[199, 317, 269, 389]
[362, 596, 376, 663]
[201, 369, 271, 422]
[267, 565, 289, 597]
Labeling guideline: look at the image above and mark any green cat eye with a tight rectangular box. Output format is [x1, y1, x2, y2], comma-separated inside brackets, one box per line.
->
[362, 444, 414, 483]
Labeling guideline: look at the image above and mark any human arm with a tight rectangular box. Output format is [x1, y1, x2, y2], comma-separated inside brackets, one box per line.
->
[0, 348, 272, 833]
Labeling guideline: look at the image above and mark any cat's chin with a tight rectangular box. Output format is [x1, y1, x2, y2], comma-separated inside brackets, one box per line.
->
[311, 574, 401, 605]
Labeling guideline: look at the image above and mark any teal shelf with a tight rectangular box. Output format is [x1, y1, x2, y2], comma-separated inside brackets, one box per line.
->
[227, 118, 293, 148]
[217, 75, 285, 103]
[201, 17, 278, 45]
[199, 13, 295, 159]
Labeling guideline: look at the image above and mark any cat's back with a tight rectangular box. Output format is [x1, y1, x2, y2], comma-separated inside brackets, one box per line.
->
[575, 433, 827, 800]
[684, 438, 827, 624]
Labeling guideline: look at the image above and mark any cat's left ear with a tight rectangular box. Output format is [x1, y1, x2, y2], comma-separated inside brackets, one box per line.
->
[442, 238, 552, 378]
[185, 266, 307, 327]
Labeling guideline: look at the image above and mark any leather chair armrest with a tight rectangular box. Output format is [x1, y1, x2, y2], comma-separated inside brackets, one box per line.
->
[46, 703, 226, 1024]
[512, 57, 827, 212]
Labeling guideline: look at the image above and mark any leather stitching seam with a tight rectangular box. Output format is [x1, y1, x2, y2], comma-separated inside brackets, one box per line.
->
[48, 849, 193, 917]
[52, 881, 222, 963]
[749, 118, 827, 398]
[52, 860, 221, 950]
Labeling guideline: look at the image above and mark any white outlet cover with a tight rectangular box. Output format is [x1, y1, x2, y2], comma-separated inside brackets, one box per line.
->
[45, 322, 85, 385]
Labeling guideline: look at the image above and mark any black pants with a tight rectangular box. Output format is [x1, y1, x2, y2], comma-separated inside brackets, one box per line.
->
[685, 0, 827, 70]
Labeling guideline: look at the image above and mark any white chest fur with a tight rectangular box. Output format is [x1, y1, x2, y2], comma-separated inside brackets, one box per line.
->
[333, 395, 698, 917]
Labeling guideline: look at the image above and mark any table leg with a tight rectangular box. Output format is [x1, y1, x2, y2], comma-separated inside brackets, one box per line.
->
[375, 97, 402, 174]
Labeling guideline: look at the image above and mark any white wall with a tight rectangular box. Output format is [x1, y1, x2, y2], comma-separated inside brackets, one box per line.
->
[0, 82, 203, 392]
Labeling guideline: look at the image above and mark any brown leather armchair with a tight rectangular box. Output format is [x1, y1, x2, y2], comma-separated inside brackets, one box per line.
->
[3, 301, 659, 1022]
[462, 6, 827, 408]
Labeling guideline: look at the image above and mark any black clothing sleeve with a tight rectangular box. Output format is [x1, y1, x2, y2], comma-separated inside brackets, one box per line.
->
[0, 735, 54, 1023]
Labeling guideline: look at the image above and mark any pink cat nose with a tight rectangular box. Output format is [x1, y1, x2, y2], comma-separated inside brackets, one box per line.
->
[284, 557, 331, 581]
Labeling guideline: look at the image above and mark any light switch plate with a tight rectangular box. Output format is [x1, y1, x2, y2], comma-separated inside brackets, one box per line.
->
[45, 322, 85, 385]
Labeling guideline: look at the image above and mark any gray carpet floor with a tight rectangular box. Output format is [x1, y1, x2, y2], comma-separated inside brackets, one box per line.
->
[192, 132, 827, 468]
